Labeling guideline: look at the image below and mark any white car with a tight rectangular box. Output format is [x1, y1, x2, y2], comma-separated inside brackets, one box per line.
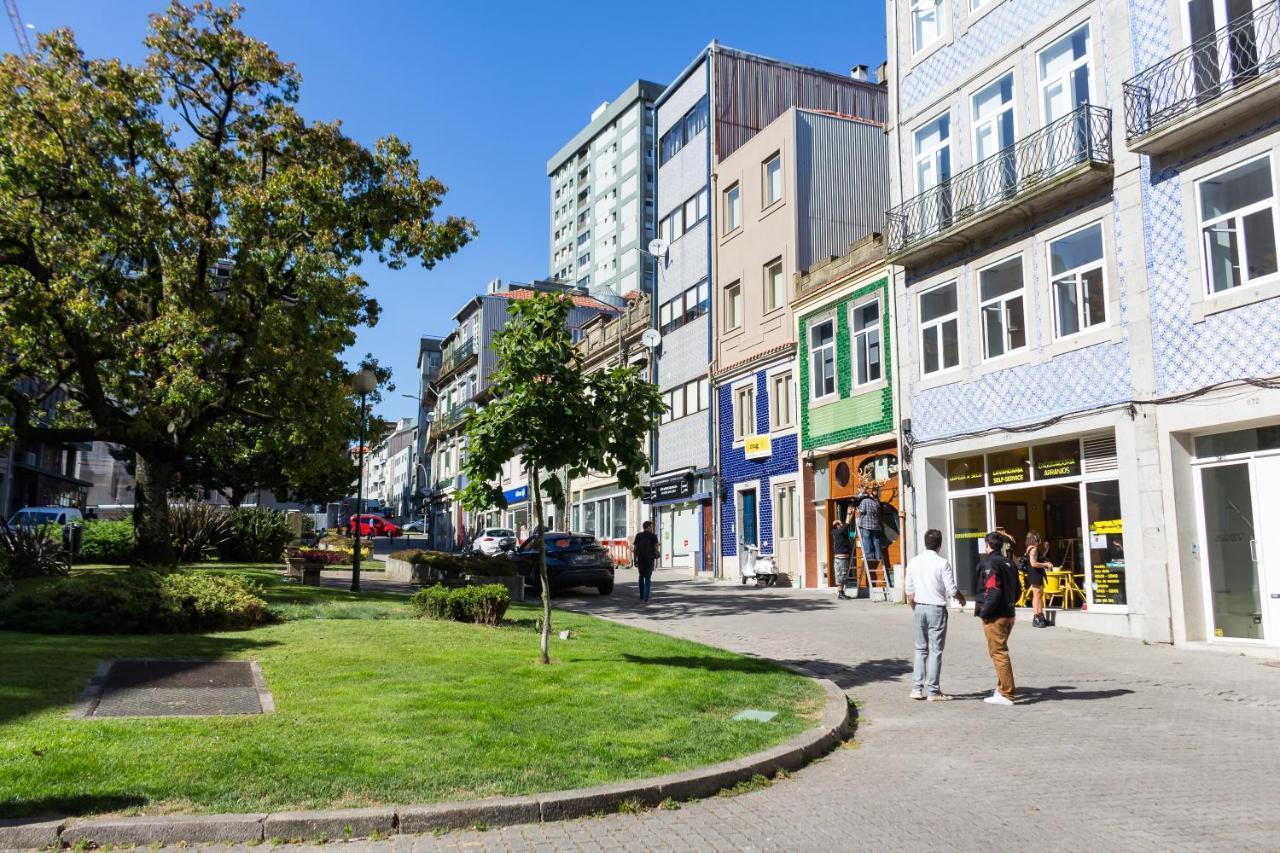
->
[472, 527, 516, 555]
[8, 506, 84, 528]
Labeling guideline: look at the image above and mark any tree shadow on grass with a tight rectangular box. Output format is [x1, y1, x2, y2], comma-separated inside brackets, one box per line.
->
[1, 793, 147, 821]
[557, 579, 840, 621]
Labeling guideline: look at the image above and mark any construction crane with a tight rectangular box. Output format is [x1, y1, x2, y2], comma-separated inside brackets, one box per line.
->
[5, 0, 32, 56]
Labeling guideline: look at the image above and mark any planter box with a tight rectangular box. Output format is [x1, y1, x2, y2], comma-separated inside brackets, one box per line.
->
[464, 574, 524, 603]
[384, 557, 523, 601]
[284, 558, 324, 586]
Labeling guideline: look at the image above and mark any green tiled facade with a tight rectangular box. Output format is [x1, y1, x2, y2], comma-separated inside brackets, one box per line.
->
[798, 276, 894, 451]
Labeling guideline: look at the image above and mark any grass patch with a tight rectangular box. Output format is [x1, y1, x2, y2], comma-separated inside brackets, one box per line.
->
[717, 774, 773, 797]
[0, 569, 823, 818]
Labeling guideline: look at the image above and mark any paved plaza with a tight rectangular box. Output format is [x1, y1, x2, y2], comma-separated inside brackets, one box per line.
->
[181, 569, 1279, 851]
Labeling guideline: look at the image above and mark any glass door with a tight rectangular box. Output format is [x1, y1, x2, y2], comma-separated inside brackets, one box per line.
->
[1198, 462, 1263, 640]
[950, 495, 989, 596]
[1184, 0, 1259, 101]
[972, 73, 1016, 207]
[1255, 456, 1280, 639]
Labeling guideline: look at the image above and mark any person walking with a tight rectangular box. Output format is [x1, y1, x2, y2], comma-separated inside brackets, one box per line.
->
[632, 520, 660, 604]
[975, 531, 1020, 706]
[905, 528, 966, 701]
[1022, 531, 1053, 627]
[855, 482, 890, 588]
[831, 507, 855, 599]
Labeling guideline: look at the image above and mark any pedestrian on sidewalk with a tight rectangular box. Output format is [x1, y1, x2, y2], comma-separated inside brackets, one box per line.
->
[632, 521, 660, 604]
[855, 482, 890, 588]
[831, 507, 854, 599]
[975, 531, 1020, 706]
[905, 528, 966, 701]
[1022, 531, 1053, 628]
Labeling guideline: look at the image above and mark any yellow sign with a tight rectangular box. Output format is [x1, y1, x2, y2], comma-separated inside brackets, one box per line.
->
[744, 435, 772, 460]
[1090, 519, 1123, 534]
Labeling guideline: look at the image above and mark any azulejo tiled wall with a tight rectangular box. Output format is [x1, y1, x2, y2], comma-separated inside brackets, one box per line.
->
[717, 364, 799, 558]
[798, 278, 894, 450]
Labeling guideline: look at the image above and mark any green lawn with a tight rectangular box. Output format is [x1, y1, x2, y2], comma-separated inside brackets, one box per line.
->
[0, 569, 823, 818]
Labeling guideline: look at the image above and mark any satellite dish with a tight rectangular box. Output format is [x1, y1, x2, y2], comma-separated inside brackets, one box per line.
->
[647, 238, 669, 260]
[641, 328, 662, 349]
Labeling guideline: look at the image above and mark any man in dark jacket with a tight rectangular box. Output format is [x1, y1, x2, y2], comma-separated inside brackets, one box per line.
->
[632, 521, 660, 604]
[974, 531, 1019, 706]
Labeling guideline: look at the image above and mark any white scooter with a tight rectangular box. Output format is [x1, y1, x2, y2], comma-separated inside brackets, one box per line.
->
[740, 544, 778, 587]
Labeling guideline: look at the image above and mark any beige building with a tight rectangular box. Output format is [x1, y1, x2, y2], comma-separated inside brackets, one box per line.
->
[709, 105, 887, 583]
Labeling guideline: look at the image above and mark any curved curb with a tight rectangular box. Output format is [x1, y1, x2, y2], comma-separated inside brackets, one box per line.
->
[0, 679, 850, 849]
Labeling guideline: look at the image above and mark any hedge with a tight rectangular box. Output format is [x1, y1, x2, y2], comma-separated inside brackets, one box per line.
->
[410, 584, 510, 626]
[389, 549, 522, 577]
[78, 520, 135, 564]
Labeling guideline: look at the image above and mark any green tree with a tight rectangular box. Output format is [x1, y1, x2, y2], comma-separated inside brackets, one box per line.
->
[0, 3, 474, 563]
[459, 293, 663, 664]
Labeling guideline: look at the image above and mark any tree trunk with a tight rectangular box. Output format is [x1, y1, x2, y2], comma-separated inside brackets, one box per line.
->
[533, 465, 551, 665]
[133, 454, 176, 566]
[228, 486, 248, 508]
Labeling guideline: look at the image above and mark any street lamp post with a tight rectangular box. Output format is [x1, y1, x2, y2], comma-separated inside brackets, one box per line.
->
[351, 368, 378, 592]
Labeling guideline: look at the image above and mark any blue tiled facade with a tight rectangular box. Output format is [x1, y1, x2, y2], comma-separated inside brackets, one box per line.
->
[717, 363, 799, 558]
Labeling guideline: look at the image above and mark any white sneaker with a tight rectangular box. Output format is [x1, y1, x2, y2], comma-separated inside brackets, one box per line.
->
[926, 693, 952, 702]
[908, 688, 925, 700]
[983, 692, 1014, 706]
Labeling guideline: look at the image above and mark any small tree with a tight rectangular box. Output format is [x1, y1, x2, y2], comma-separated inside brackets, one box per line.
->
[459, 294, 663, 663]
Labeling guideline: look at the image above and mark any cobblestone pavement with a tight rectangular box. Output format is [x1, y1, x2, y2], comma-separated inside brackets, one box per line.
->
[180, 570, 1280, 852]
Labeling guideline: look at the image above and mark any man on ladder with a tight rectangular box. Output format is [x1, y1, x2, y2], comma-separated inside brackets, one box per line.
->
[856, 481, 891, 600]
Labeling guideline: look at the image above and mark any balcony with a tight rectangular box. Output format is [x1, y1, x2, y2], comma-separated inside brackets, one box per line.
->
[436, 402, 475, 434]
[437, 337, 477, 380]
[1124, 4, 1280, 154]
[886, 105, 1113, 268]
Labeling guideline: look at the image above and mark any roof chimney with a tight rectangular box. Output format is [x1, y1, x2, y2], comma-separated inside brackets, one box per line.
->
[850, 64, 870, 82]
[875, 61, 888, 84]
[591, 100, 609, 121]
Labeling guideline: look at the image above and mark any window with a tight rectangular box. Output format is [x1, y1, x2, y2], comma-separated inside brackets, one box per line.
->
[911, 0, 946, 52]
[919, 281, 960, 374]
[734, 384, 756, 441]
[770, 371, 794, 429]
[658, 278, 710, 335]
[661, 377, 709, 423]
[852, 299, 882, 386]
[725, 183, 741, 232]
[913, 113, 951, 233]
[764, 257, 784, 311]
[763, 153, 782, 205]
[978, 256, 1027, 359]
[659, 187, 710, 245]
[774, 482, 796, 541]
[724, 281, 742, 330]
[1049, 222, 1107, 337]
[1197, 155, 1279, 295]
[809, 318, 836, 399]
[658, 96, 708, 165]
[972, 73, 1015, 202]
[1039, 24, 1091, 123]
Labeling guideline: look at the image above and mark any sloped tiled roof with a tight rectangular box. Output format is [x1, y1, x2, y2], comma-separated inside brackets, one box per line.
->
[494, 288, 620, 313]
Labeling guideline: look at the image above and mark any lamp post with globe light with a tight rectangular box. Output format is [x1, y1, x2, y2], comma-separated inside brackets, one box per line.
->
[351, 367, 378, 592]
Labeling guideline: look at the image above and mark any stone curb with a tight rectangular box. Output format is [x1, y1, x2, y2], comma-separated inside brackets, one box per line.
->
[2, 677, 849, 849]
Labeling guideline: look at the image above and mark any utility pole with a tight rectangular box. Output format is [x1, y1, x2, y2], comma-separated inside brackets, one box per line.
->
[5, 0, 32, 56]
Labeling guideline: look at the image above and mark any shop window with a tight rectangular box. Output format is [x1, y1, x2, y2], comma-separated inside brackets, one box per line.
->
[611, 496, 628, 539]
[809, 318, 837, 399]
[987, 446, 1031, 486]
[852, 298, 882, 386]
[979, 255, 1027, 360]
[1195, 426, 1280, 457]
[919, 281, 960, 375]
[947, 455, 986, 489]
[1196, 154, 1278, 296]
[1033, 438, 1082, 480]
[1049, 223, 1107, 338]
[1086, 480, 1125, 605]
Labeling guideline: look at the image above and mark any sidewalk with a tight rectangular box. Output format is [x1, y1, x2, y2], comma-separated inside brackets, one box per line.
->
[175, 569, 1280, 852]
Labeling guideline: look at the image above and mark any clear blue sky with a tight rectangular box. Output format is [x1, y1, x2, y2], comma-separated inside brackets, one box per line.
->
[10, 1, 887, 422]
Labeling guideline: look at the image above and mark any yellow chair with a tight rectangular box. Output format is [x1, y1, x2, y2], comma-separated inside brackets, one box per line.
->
[1016, 570, 1031, 607]
[1042, 571, 1065, 609]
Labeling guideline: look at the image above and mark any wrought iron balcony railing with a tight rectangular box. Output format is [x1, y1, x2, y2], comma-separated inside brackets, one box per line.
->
[886, 105, 1113, 259]
[1124, 3, 1280, 141]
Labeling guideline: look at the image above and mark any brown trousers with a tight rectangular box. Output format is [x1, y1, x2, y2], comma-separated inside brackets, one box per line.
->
[982, 616, 1016, 699]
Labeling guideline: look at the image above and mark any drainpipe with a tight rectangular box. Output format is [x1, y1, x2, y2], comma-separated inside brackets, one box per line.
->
[706, 49, 721, 580]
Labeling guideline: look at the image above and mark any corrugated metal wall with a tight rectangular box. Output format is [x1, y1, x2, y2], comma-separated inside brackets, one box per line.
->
[795, 113, 889, 271]
[714, 49, 886, 162]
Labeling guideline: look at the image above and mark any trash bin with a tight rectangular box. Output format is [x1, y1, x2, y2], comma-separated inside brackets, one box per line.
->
[63, 522, 83, 558]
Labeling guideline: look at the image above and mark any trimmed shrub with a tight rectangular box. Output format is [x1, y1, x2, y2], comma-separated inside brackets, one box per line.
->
[0, 570, 271, 634]
[78, 520, 135, 564]
[410, 583, 510, 626]
[219, 507, 292, 563]
[0, 524, 69, 578]
[168, 503, 231, 563]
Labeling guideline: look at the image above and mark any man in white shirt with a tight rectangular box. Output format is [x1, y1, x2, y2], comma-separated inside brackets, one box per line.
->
[905, 528, 966, 701]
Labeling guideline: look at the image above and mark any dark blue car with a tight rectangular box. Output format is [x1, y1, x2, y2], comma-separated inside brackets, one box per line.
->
[516, 531, 614, 596]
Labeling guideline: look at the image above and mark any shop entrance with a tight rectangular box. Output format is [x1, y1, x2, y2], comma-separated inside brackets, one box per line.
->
[1194, 425, 1280, 643]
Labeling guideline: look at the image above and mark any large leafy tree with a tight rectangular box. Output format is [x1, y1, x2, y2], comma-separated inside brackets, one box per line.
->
[0, 3, 474, 563]
[460, 293, 663, 664]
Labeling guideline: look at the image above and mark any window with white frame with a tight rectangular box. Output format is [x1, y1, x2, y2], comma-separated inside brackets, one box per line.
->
[770, 371, 794, 430]
[1039, 24, 1091, 124]
[764, 257, 784, 311]
[725, 183, 741, 232]
[852, 298, 883, 386]
[911, 0, 947, 53]
[660, 377, 709, 424]
[809, 318, 837, 399]
[764, 153, 782, 205]
[774, 482, 796, 541]
[1049, 222, 1107, 337]
[1197, 155, 1279, 295]
[724, 280, 743, 330]
[919, 281, 960, 374]
[979, 256, 1027, 359]
[734, 383, 756, 440]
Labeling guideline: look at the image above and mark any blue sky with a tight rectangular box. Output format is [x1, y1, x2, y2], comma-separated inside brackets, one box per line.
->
[10, 1, 888, 421]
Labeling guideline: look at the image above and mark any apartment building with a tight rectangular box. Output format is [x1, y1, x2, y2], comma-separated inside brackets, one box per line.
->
[651, 42, 886, 571]
[712, 106, 888, 584]
[548, 81, 664, 302]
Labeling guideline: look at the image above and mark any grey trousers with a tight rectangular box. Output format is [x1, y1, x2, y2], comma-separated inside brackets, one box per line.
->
[912, 604, 949, 695]
[834, 554, 851, 588]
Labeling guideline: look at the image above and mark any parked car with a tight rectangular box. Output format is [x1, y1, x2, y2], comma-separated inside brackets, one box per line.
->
[515, 531, 614, 596]
[402, 519, 424, 534]
[347, 514, 402, 538]
[472, 527, 516, 555]
[8, 506, 84, 529]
